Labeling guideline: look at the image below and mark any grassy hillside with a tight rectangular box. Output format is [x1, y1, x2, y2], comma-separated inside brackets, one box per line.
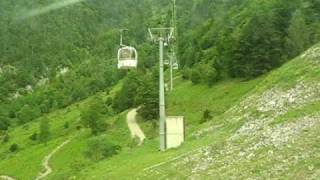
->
[141, 43, 320, 179]
[0, 83, 128, 179]
[74, 77, 261, 180]
[0, 73, 261, 179]
[1, 44, 319, 179]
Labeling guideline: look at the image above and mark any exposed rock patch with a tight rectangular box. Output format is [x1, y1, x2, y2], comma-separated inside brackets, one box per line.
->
[301, 46, 320, 62]
[255, 82, 320, 115]
[145, 79, 320, 179]
[183, 115, 320, 179]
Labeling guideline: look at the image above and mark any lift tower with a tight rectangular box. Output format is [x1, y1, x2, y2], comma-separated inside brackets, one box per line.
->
[148, 28, 174, 151]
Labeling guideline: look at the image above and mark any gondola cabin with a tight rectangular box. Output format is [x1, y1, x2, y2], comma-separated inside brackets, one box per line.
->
[117, 46, 138, 69]
[173, 62, 179, 70]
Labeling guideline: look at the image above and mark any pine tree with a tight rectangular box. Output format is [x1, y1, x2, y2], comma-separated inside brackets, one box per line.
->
[136, 72, 159, 120]
[285, 10, 310, 58]
[81, 97, 106, 135]
[230, 14, 283, 78]
[39, 118, 50, 143]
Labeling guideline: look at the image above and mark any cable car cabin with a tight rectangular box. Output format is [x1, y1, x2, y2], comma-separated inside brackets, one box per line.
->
[173, 62, 179, 70]
[117, 46, 138, 69]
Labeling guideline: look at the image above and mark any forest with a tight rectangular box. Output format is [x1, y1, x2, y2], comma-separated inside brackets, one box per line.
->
[0, 0, 320, 135]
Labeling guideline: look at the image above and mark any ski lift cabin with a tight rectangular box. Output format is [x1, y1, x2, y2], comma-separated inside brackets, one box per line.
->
[117, 46, 138, 69]
[173, 62, 179, 70]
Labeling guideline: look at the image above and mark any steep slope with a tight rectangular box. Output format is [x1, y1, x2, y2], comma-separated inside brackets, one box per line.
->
[1, 44, 319, 179]
[0, 83, 129, 180]
[141, 44, 320, 179]
[73, 77, 261, 179]
[0, 76, 261, 179]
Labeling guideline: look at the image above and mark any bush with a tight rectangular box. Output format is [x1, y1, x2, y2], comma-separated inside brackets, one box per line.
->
[127, 137, 140, 149]
[200, 109, 213, 124]
[17, 105, 41, 124]
[22, 124, 29, 130]
[9, 143, 19, 152]
[39, 118, 50, 143]
[105, 97, 113, 106]
[29, 132, 38, 141]
[64, 122, 70, 129]
[195, 63, 220, 86]
[206, 67, 219, 86]
[2, 133, 9, 143]
[76, 125, 82, 131]
[85, 136, 121, 161]
[0, 116, 10, 131]
[70, 159, 87, 172]
[182, 68, 191, 80]
[191, 69, 201, 84]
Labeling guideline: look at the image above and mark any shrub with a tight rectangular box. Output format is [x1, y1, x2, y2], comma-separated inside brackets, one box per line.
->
[127, 137, 140, 149]
[70, 159, 87, 172]
[0, 116, 10, 131]
[39, 118, 50, 143]
[22, 124, 29, 130]
[200, 109, 213, 124]
[76, 125, 82, 131]
[207, 67, 219, 86]
[85, 136, 121, 161]
[105, 97, 113, 106]
[29, 132, 38, 141]
[17, 105, 41, 124]
[9, 143, 19, 152]
[182, 68, 191, 80]
[64, 122, 70, 129]
[2, 133, 9, 143]
[191, 69, 201, 84]
[195, 63, 220, 86]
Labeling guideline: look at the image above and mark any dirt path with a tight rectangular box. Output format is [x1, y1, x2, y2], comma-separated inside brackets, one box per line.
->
[127, 108, 146, 145]
[0, 176, 16, 180]
[35, 139, 71, 180]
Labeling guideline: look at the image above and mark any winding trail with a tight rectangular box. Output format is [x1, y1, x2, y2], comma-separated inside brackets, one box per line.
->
[35, 139, 71, 180]
[0, 176, 16, 180]
[127, 108, 146, 145]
